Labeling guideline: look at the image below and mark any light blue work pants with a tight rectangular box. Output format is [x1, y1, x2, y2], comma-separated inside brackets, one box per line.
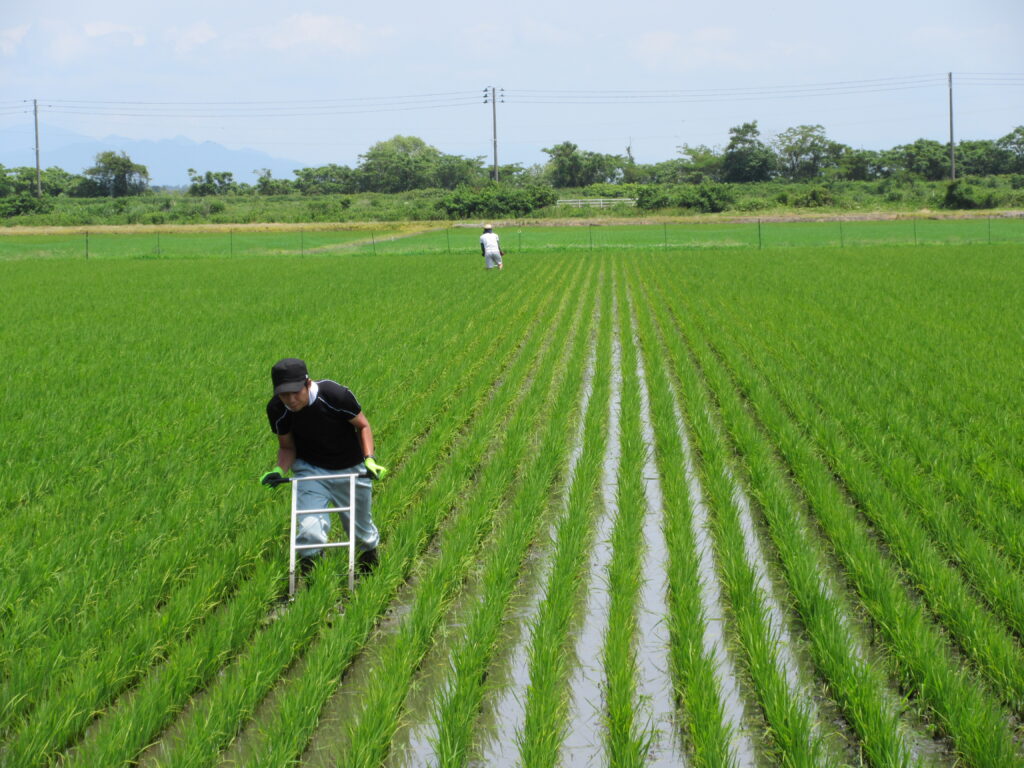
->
[292, 458, 379, 558]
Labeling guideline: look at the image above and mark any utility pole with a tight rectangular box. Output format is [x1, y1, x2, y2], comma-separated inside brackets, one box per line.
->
[33, 99, 42, 197]
[948, 72, 956, 180]
[484, 86, 501, 182]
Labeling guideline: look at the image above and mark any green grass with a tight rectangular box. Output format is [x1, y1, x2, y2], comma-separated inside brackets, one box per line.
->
[3, 217, 1024, 261]
[3, 238, 1022, 767]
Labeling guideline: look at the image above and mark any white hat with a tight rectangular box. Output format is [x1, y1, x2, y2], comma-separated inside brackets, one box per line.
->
[483, 223, 493, 230]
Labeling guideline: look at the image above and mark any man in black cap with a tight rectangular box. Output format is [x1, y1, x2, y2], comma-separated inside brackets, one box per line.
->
[260, 358, 387, 574]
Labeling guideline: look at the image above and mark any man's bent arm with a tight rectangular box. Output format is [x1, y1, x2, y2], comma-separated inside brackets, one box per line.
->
[349, 412, 376, 459]
[276, 432, 297, 472]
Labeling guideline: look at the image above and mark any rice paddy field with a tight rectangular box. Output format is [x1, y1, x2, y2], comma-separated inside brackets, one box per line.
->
[1, 223, 1022, 767]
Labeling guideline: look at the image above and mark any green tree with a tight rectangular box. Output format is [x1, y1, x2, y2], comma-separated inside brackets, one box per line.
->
[542, 141, 625, 187]
[831, 147, 885, 181]
[886, 139, 949, 181]
[996, 126, 1024, 173]
[955, 140, 1011, 176]
[293, 164, 357, 195]
[40, 166, 83, 196]
[432, 154, 487, 189]
[677, 144, 723, 182]
[254, 169, 294, 195]
[357, 135, 441, 193]
[773, 124, 841, 181]
[187, 169, 239, 196]
[721, 122, 775, 182]
[83, 151, 150, 196]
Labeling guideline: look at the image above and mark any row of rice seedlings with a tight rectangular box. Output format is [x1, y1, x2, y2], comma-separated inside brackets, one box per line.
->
[762, 253, 1022, 511]
[426, 264, 600, 767]
[60, 555, 282, 767]
[144, 262, 579, 768]
[52, 276, 558, 768]
[172, 260, 589, 768]
[634, 270, 924, 767]
[751, 332, 1024, 586]
[720, 328, 1024, 713]
[759, 332, 1024, 643]
[0, 251, 515, 659]
[0, 260, 550, 759]
[1, 521, 276, 767]
[625, 286, 689, 765]
[685, 311, 1023, 767]
[729, 282, 1024, 577]
[512, 270, 613, 768]
[5, 256, 568, 766]
[558, 284, 622, 768]
[649, 277, 835, 766]
[628, 274, 754, 767]
[600, 269, 655, 766]
[0, 471, 264, 729]
[0, 262, 440, 720]
[332, 261, 594, 768]
[373, 256, 569, 469]
[0, 524, 237, 734]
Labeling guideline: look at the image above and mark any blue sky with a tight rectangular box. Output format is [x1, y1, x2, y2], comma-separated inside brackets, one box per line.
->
[1, 0, 1022, 173]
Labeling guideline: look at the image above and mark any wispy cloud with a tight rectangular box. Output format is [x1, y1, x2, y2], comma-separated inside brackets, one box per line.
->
[83, 22, 146, 47]
[167, 22, 217, 56]
[245, 13, 388, 55]
[1, 24, 30, 57]
[629, 27, 748, 72]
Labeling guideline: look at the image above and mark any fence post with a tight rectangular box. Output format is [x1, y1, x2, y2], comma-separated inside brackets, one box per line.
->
[518, 228, 522, 251]
[839, 219, 844, 248]
[913, 219, 918, 246]
[446, 227, 451, 255]
[85, 231, 89, 260]
[758, 219, 762, 250]
[371, 232, 377, 256]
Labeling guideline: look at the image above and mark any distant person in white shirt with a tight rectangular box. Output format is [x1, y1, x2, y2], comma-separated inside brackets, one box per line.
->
[480, 224, 504, 270]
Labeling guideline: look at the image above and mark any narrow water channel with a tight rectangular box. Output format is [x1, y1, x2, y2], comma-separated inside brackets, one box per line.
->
[474, 319, 600, 768]
[559, 323, 621, 767]
[633, 329, 689, 766]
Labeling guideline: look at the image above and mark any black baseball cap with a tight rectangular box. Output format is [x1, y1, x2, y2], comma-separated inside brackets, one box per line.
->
[271, 358, 309, 394]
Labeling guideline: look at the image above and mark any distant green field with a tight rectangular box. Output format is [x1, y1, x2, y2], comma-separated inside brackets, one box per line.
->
[1, 217, 1022, 260]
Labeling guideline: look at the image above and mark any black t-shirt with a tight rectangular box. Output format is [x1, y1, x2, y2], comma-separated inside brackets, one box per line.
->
[266, 380, 364, 469]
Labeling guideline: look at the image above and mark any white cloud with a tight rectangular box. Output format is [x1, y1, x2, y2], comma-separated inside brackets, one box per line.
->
[83, 21, 146, 47]
[47, 27, 90, 63]
[249, 13, 383, 55]
[167, 22, 217, 56]
[0, 24, 29, 56]
[630, 27, 747, 72]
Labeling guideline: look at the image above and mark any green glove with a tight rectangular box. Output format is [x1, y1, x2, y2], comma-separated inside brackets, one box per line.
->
[364, 455, 388, 480]
[260, 466, 288, 488]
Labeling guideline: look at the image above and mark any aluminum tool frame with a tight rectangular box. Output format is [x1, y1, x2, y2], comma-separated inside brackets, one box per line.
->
[288, 472, 361, 597]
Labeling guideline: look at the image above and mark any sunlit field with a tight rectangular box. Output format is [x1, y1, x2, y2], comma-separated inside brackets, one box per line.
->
[2, 231, 1022, 767]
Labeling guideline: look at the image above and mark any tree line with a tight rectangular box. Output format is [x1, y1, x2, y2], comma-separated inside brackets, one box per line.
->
[2, 123, 1023, 204]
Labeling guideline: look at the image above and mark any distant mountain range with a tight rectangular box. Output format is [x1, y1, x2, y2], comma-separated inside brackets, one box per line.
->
[0, 125, 307, 188]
